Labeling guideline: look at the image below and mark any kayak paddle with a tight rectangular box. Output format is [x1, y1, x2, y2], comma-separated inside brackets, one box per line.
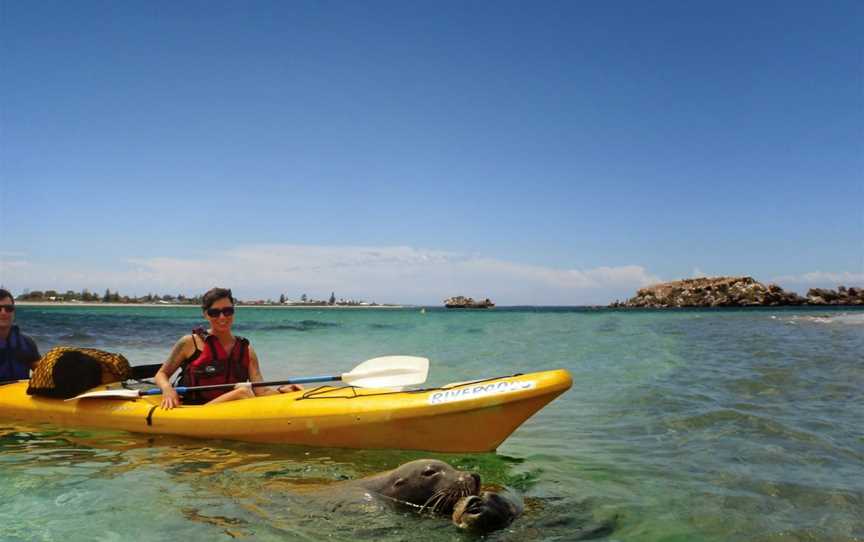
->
[67, 355, 430, 401]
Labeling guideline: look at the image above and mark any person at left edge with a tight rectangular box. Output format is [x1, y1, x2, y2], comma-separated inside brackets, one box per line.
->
[0, 288, 41, 382]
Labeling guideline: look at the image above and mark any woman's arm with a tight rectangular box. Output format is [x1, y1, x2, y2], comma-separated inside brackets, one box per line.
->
[154, 335, 194, 409]
[249, 346, 302, 396]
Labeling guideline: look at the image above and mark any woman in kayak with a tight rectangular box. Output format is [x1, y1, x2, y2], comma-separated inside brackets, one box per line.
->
[154, 287, 301, 409]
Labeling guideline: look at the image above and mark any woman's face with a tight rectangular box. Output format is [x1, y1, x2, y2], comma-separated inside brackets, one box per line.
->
[204, 297, 234, 334]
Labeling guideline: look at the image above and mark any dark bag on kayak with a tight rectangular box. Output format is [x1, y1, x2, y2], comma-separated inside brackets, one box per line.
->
[27, 347, 131, 399]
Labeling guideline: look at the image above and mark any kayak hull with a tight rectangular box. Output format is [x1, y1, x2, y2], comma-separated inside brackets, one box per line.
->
[0, 369, 572, 452]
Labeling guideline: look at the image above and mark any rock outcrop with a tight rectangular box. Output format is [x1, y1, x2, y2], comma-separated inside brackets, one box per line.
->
[609, 276, 864, 308]
[805, 286, 864, 306]
[444, 296, 495, 309]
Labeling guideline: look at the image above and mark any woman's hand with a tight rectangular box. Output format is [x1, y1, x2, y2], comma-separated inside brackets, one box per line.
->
[278, 384, 304, 393]
[160, 388, 181, 409]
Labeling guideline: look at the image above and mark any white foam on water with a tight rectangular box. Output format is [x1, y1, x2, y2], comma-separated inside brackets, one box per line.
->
[828, 312, 864, 325]
[777, 313, 864, 325]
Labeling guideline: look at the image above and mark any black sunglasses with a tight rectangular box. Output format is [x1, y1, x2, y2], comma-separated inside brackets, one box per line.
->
[0, 305, 15, 313]
[206, 307, 235, 318]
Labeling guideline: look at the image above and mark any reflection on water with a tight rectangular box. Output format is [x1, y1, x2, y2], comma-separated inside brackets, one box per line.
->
[0, 422, 609, 541]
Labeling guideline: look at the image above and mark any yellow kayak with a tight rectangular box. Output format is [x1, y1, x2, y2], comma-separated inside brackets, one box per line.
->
[0, 369, 572, 452]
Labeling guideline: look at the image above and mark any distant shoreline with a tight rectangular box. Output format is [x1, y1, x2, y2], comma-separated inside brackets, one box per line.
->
[16, 301, 406, 309]
[16, 301, 864, 311]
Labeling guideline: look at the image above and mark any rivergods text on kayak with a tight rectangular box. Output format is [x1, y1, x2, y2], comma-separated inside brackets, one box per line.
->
[429, 380, 536, 404]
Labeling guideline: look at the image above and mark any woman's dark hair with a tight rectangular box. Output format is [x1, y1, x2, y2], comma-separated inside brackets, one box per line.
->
[0, 288, 13, 304]
[201, 287, 234, 310]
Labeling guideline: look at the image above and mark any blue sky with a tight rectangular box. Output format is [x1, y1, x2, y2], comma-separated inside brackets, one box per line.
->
[1, 1, 861, 304]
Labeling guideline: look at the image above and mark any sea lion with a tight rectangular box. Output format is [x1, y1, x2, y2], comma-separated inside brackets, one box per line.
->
[358, 459, 481, 515]
[452, 489, 524, 533]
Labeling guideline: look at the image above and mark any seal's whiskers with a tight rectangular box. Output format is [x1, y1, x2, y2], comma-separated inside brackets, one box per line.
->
[421, 490, 447, 514]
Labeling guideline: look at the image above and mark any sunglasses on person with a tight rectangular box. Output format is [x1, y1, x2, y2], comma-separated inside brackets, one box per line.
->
[0, 305, 15, 313]
[206, 306, 235, 318]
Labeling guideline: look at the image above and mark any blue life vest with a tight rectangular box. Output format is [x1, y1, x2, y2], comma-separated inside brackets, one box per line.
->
[0, 326, 37, 382]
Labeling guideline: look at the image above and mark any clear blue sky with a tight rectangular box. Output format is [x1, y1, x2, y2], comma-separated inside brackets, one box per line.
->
[1, 1, 861, 304]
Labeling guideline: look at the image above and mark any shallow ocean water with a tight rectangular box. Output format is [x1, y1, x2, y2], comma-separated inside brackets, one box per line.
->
[1, 305, 862, 541]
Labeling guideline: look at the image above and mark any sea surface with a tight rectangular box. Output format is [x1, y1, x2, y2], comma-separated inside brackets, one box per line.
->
[1, 305, 862, 541]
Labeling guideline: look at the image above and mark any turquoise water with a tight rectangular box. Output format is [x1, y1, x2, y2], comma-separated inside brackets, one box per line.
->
[2, 305, 863, 541]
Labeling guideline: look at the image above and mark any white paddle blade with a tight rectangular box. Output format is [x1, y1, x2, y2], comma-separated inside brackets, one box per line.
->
[342, 355, 429, 388]
[65, 389, 143, 401]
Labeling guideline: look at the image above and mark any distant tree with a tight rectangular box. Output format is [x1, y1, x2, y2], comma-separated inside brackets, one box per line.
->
[103, 289, 111, 302]
[329, 292, 336, 305]
[64, 290, 76, 301]
[279, 293, 286, 304]
[300, 293, 307, 303]
[45, 290, 59, 299]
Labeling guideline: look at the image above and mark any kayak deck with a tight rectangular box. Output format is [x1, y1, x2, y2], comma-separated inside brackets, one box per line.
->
[0, 369, 572, 452]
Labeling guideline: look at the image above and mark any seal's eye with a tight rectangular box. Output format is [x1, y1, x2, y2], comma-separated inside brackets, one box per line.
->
[422, 467, 437, 477]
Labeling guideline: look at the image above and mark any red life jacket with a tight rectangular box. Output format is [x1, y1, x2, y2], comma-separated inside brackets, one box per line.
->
[178, 330, 250, 404]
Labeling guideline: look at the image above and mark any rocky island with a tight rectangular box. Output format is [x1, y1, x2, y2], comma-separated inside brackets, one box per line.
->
[444, 296, 495, 309]
[610, 276, 864, 308]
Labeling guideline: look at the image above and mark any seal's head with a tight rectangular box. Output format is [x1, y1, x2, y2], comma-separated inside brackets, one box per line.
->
[452, 490, 523, 533]
[368, 459, 480, 514]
